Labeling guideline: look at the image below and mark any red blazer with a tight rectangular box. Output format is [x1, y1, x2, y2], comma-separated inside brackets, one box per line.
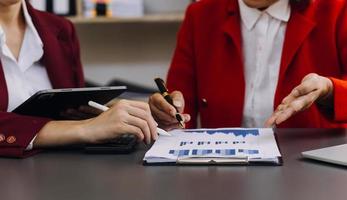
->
[167, 0, 347, 128]
[0, 4, 84, 157]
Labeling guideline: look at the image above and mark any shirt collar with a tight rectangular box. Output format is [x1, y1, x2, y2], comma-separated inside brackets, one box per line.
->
[238, 0, 291, 31]
[21, 0, 43, 47]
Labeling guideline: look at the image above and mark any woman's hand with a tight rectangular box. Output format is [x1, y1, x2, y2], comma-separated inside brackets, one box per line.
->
[149, 91, 190, 130]
[34, 100, 158, 148]
[81, 100, 158, 144]
[265, 73, 333, 127]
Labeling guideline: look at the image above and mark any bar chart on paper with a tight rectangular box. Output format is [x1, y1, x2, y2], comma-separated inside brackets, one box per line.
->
[144, 128, 282, 164]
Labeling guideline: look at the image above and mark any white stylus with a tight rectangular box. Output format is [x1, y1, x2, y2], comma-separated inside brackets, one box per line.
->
[88, 101, 171, 137]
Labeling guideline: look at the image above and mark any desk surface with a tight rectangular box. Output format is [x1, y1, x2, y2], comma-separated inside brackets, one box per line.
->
[1, 129, 347, 200]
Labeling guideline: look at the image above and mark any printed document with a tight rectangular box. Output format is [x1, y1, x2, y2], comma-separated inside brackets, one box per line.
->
[144, 128, 281, 164]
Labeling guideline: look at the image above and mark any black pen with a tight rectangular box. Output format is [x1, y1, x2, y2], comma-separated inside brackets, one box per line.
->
[154, 78, 185, 128]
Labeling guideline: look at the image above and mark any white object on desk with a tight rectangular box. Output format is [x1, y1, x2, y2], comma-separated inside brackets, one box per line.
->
[88, 101, 171, 136]
[302, 144, 347, 167]
[144, 128, 282, 164]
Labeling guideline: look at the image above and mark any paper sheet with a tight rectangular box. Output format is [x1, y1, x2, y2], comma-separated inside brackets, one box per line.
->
[144, 128, 281, 163]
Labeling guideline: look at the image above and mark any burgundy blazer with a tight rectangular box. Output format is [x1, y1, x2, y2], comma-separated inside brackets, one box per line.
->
[167, 0, 347, 128]
[0, 4, 84, 158]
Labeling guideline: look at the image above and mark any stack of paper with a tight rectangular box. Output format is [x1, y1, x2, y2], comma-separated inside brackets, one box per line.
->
[144, 128, 282, 165]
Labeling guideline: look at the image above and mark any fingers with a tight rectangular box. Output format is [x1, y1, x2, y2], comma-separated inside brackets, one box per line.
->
[123, 124, 144, 142]
[265, 91, 320, 127]
[114, 100, 157, 143]
[149, 102, 191, 129]
[149, 91, 190, 130]
[125, 114, 152, 144]
[282, 80, 317, 105]
[126, 105, 158, 141]
[150, 102, 178, 124]
[150, 93, 177, 117]
[266, 74, 323, 127]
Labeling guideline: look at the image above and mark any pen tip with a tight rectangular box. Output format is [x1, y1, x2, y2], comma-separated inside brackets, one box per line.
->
[179, 121, 185, 128]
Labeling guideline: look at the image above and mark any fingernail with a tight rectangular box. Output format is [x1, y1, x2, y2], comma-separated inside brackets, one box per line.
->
[173, 100, 182, 108]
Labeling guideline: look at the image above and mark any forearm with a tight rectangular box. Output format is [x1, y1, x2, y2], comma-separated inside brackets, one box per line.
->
[33, 120, 88, 149]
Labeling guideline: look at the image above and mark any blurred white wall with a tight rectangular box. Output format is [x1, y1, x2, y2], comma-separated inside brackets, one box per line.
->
[76, 0, 190, 88]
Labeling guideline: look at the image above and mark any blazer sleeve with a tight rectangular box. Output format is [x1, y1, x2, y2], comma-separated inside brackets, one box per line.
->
[0, 20, 84, 158]
[167, 4, 199, 128]
[0, 113, 51, 158]
[330, 78, 347, 122]
[330, 2, 347, 122]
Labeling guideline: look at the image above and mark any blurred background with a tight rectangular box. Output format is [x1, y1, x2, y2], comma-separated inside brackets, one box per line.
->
[29, 0, 194, 89]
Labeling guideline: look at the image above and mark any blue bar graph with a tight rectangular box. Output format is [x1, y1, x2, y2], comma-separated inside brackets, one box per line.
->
[169, 149, 238, 156]
[238, 149, 259, 155]
[185, 129, 259, 137]
[180, 140, 245, 146]
[169, 150, 190, 156]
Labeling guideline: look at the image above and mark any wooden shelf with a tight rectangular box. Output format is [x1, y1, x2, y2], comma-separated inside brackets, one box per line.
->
[68, 13, 184, 24]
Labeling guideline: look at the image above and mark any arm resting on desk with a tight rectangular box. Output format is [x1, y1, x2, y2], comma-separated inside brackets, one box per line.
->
[0, 112, 50, 158]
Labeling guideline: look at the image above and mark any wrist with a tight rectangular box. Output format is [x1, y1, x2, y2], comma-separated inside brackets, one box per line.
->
[76, 119, 95, 144]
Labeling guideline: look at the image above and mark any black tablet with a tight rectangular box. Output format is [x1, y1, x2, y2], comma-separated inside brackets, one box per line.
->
[13, 86, 127, 119]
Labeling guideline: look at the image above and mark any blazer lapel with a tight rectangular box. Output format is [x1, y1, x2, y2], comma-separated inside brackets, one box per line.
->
[278, 9, 316, 82]
[27, 4, 72, 89]
[222, 0, 242, 57]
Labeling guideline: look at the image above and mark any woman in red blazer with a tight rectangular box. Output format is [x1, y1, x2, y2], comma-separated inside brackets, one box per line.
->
[0, 0, 157, 157]
[149, 0, 347, 129]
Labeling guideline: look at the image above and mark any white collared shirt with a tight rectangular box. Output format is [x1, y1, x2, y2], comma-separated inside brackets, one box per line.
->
[0, 0, 52, 112]
[238, 0, 290, 128]
[0, 0, 52, 150]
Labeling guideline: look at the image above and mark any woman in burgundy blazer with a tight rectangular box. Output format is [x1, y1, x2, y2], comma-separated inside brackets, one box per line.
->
[0, 1, 157, 158]
[149, 0, 347, 129]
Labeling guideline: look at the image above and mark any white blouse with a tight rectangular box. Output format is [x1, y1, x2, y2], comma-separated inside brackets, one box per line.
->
[0, 0, 52, 112]
[238, 0, 291, 127]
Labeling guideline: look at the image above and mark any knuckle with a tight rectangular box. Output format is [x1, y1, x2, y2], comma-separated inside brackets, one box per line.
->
[144, 103, 151, 111]
[118, 99, 128, 106]
[307, 73, 317, 79]
[290, 102, 301, 112]
[139, 120, 147, 129]
[152, 93, 162, 100]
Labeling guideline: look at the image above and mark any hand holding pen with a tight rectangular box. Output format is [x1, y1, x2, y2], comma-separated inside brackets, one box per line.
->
[149, 78, 191, 130]
[79, 99, 159, 145]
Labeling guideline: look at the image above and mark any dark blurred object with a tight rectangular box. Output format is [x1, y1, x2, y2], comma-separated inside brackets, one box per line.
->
[46, 0, 77, 16]
[107, 79, 157, 94]
[85, 79, 157, 94]
[85, 80, 101, 88]
[96, 2, 107, 16]
[84, 134, 138, 154]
